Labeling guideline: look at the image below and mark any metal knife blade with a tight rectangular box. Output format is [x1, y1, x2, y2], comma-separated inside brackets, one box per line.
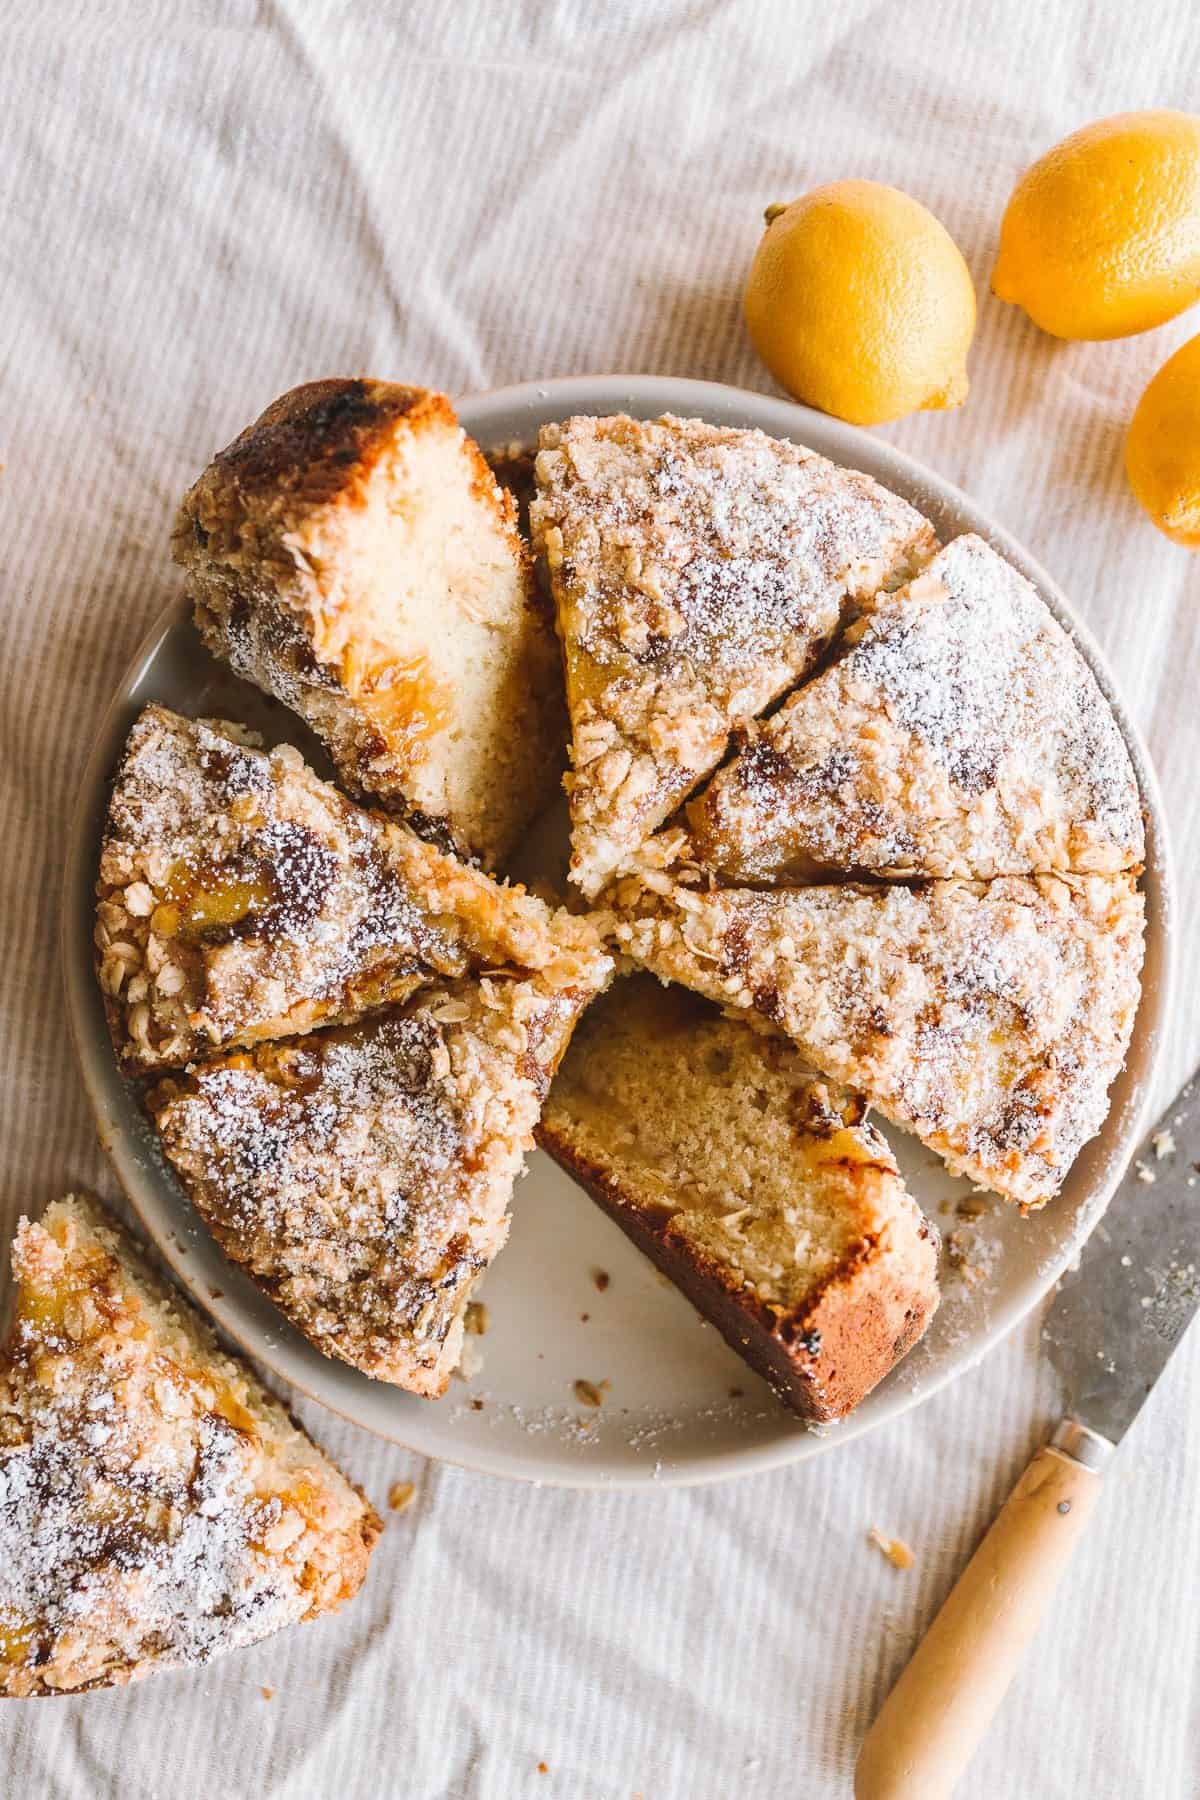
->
[1043, 1069, 1200, 1447]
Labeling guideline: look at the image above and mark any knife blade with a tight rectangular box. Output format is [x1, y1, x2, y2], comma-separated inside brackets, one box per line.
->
[1043, 1067, 1200, 1458]
[856, 1067, 1200, 1800]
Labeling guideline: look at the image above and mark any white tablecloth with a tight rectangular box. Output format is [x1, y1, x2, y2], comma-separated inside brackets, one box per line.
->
[2, 4, 1198, 1795]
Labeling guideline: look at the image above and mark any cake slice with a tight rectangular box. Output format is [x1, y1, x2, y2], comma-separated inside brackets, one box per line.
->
[658, 535, 1144, 884]
[611, 872, 1144, 1208]
[538, 975, 939, 1421]
[96, 706, 607, 1071]
[0, 1195, 380, 1698]
[529, 413, 937, 898]
[173, 380, 565, 869]
[148, 962, 609, 1395]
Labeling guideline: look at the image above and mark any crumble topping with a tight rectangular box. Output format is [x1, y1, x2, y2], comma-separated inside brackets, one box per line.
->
[148, 973, 600, 1396]
[96, 706, 605, 1069]
[530, 413, 937, 896]
[0, 1196, 378, 1697]
[611, 871, 1144, 1208]
[676, 534, 1143, 883]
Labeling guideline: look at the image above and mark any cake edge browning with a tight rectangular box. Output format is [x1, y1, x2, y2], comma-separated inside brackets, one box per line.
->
[173, 380, 564, 870]
[537, 1114, 939, 1423]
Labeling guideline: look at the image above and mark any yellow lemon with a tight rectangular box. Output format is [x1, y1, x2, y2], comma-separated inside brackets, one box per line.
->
[1125, 332, 1200, 547]
[743, 180, 975, 426]
[992, 110, 1200, 340]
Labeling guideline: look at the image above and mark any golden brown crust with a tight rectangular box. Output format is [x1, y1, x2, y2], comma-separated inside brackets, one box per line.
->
[539, 1122, 937, 1421]
[175, 381, 564, 869]
[202, 378, 441, 500]
[537, 976, 938, 1420]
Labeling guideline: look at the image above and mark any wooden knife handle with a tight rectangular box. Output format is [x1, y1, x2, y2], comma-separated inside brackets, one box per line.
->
[855, 1424, 1111, 1800]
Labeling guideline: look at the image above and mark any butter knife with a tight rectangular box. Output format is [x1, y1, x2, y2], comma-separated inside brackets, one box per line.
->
[856, 1070, 1199, 1800]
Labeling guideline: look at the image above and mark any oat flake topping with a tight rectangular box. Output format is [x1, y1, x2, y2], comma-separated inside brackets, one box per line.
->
[530, 413, 937, 897]
[612, 870, 1144, 1208]
[0, 1196, 378, 1697]
[148, 973, 601, 1396]
[95, 705, 602, 1069]
[674, 534, 1143, 883]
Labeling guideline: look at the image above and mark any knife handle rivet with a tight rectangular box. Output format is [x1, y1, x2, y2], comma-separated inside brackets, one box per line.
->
[1057, 1500, 1072, 1515]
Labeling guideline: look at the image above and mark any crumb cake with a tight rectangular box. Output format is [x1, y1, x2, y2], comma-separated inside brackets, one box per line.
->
[538, 975, 939, 1420]
[611, 872, 1144, 1208]
[96, 706, 605, 1071]
[0, 1196, 379, 1698]
[529, 413, 938, 898]
[148, 966, 610, 1396]
[173, 380, 565, 868]
[661, 534, 1144, 884]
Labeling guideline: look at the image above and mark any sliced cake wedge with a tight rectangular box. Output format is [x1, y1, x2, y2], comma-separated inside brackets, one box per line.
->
[529, 413, 937, 898]
[148, 963, 609, 1396]
[96, 706, 607, 1071]
[656, 534, 1143, 884]
[173, 380, 564, 868]
[611, 872, 1144, 1208]
[538, 975, 939, 1421]
[0, 1195, 379, 1698]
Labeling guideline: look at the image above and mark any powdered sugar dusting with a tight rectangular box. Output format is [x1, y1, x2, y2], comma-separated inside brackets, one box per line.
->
[685, 534, 1143, 882]
[614, 872, 1145, 1207]
[95, 706, 566, 1068]
[150, 978, 584, 1393]
[0, 1197, 375, 1696]
[530, 413, 936, 894]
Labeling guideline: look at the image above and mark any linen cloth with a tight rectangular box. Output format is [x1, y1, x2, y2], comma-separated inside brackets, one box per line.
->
[1, 3, 1198, 1794]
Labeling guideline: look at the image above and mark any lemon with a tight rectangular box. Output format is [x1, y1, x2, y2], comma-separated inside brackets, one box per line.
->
[1125, 332, 1200, 547]
[992, 110, 1200, 340]
[743, 180, 975, 426]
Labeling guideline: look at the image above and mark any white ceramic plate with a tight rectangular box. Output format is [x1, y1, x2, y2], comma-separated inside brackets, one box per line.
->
[62, 375, 1173, 1489]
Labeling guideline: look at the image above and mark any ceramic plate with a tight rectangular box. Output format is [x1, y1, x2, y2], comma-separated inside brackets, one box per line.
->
[62, 375, 1173, 1488]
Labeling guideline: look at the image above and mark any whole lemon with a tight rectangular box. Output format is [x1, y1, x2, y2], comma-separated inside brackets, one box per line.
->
[992, 110, 1200, 340]
[743, 179, 975, 426]
[1125, 332, 1200, 547]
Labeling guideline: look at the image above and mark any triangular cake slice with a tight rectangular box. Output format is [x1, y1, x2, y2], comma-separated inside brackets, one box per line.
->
[538, 974, 939, 1421]
[148, 962, 610, 1395]
[529, 414, 937, 898]
[0, 1195, 379, 1698]
[96, 706, 607, 1071]
[173, 380, 565, 869]
[610, 872, 1144, 1208]
[657, 534, 1143, 884]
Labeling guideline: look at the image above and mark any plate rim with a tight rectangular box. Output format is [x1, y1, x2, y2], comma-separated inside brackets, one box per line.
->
[61, 373, 1175, 1489]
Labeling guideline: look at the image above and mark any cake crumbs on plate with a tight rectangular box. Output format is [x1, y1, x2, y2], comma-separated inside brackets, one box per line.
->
[592, 1268, 610, 1292]
[1151, 1129, 1176, 1160]
[868, 1527, 915, 1569]
[1135, 1161, 1156, 1185]
[261, 1685, 274, 1701]
[464, 1301, 490, 1335]
[574, 1378, 607, 1408]
[388, 1481, 416, 1514]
